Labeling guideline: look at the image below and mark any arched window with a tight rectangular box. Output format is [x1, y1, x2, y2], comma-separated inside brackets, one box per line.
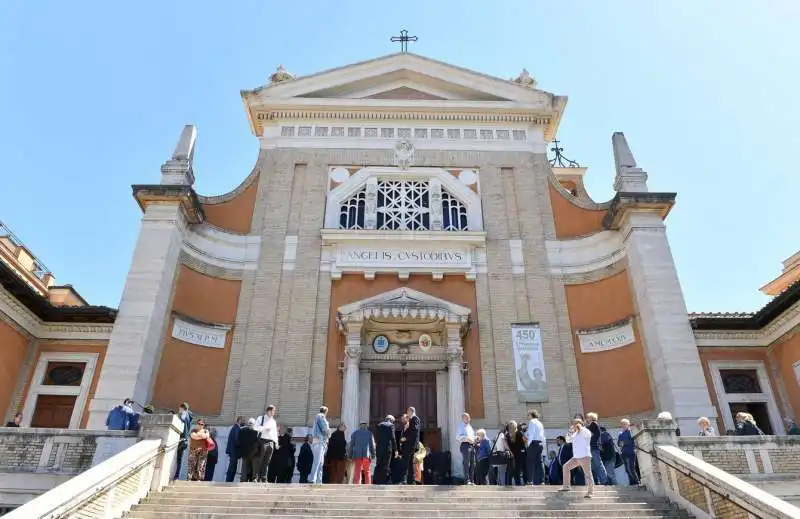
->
[339, 188, 366, 229]
[441, 190, 468, 231]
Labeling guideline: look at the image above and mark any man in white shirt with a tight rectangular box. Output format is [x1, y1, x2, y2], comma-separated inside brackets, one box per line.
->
[455, 412, 476, 484]
[524, 409, 546, 485]
[255, 404, 278, 483]
[560, 418, 595, 498]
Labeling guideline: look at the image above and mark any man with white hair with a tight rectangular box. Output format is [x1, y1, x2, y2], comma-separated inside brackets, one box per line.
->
[374, 414, 398, 484]
[236, 418, 261, 482]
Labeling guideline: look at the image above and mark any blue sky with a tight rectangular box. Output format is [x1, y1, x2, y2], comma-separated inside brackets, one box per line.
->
[1, 1, 797, 312]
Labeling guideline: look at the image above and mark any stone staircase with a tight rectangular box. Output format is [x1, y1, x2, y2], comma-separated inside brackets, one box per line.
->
[125, 481, 692, 518]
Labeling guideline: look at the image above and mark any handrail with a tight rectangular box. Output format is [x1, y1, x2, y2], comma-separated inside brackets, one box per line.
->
[635, 444, 767, 519]
[5, 439, 175, 519]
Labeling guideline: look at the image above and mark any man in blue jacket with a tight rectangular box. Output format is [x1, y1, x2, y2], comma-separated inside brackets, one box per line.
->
[225, 416, 244, 482]
[106, 398, 135, 431]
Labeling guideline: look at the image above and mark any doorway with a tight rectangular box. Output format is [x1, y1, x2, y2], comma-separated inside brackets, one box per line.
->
[370, 371, 441, 452]
[728, 402, 774, 435]
[30, 395, 77, 428]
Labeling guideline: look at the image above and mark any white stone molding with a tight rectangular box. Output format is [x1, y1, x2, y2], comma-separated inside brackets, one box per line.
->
[340, 321, 363, 435]
[325, 166, 484, 232]
[436, 370, 449, 442]
[546, 230, 626, 276]
[708, 360, 784, 436]
[282, 235, 298, 271]
[509, 239, 525, 275]
[321, 229, 486, 281]
[358, 370, 371, 424]
[21, 351, 99, 429]
[693, 301, 800, 347]
[182, 223, 261, 272]
[338, 287, 471, 326]
[0, 285, 113, 341]
[261, 123, 541, 152]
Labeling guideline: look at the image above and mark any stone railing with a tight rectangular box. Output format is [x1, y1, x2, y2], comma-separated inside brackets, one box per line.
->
[4, 414, 182, 519]
[0, 427, 136, 476]
[678, 435, 800, 476]
[634, 420, 800, 519]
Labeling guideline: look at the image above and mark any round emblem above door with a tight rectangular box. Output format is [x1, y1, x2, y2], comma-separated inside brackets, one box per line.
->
[418, 334, 432, 353]
[373, 335, 390, 354]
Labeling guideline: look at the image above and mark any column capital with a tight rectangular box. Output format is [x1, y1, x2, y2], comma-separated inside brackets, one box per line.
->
[445, 346, 463, 366]
[602, 192, 676, 231]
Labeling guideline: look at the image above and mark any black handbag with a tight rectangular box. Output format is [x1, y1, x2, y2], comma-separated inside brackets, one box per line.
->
[488, 431, 512, 466]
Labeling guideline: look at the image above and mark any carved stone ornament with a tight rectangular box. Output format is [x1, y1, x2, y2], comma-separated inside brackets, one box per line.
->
[445, 346, 464, 364]
[269, 65, 296, 84]
[393, 139, 416, 170]
[512, 68, 538, 89]
[345, 342, 362, 359]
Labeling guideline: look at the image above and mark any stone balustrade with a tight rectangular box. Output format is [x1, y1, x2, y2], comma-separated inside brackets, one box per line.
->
[2, 414, 182, 518]
[678, 435, 800, 476]
[634, 419, 800, 519]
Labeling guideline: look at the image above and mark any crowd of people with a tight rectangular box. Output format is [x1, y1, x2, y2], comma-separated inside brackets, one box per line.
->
[93, 397, 800, 490]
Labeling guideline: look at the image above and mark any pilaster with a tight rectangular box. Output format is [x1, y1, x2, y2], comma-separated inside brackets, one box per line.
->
[341, 320, 362, 435]
[87, 201, 189, 429]
[446, 323, 465, 480]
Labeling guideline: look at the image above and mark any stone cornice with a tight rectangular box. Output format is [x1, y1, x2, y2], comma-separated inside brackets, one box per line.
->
[131, 185, 205, 225]
[0, 285, 113, 340]
[603, 192, 676, 230]
[693, 299, 800, 347]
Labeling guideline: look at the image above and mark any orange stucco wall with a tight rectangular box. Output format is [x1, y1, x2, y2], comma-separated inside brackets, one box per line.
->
[18, 340, 108, 428]
[152, 265, 241, 416]
[201, 177, 259, 234]
[564, 270, 655, 418]
[698, 347, 785, 433]
[0, 321, 29, 418]
[770, 331, 800, 420]
[549, 184, 606, 239]
[324, 274, 484, 419]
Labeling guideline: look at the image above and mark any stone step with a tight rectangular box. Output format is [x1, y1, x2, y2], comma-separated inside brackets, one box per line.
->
[132, 503, 676, 516]
[126, 513, 687, 519]
[145, 496, 660, 506]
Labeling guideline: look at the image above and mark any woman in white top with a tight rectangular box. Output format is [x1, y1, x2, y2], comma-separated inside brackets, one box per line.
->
[494, 423, 511, 486]
[697, 417, 715, 437]
[560, 418, 595, 498]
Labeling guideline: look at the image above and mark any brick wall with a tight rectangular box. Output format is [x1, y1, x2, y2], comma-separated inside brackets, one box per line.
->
[678, 435, 800, 475]
[0, 428, 135, 475]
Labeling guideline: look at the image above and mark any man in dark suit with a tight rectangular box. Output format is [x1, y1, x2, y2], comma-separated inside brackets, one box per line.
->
[374, 415, 398, 484]
[401, 406, 421, 484]
[557, 436, 585, 486]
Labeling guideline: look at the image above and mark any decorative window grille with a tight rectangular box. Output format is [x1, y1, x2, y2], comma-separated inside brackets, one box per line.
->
[348, 127, 361, 137]
[338, 179, 470, 232]
[447, 129, 460, 139]
[315, 127, 329, 137]
[720, 369, 762, 394]
[298, 126, 312, 136]
[377, 180, 430, 230]
[365, 128, 378, 138]
[431, 129, 445, 139]
[414, 129, 428, 139]
[464, 129, 477, 139]
[496, 130, 510, 140]
[480, 129, 494, 140]
[441, 191, 469, 231]
[512, 130, 527, 141]
[280, 126, 295, 137]
[398, 128, 412, 138]
[381, 128, 395, 138]
[331, 127, 345, 137]
[339, 188, 366, 229]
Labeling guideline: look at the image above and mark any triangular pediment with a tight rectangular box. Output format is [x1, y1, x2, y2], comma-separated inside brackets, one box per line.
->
[246, 53, 551, 105]
[338, 287, 471, 317]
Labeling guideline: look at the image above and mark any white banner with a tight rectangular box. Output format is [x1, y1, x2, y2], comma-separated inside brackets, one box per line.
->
[336, 246, 471, 268]
[511, 323, 548, 402]
[171, 316, 229, 349]
[578, 321, 636, 353]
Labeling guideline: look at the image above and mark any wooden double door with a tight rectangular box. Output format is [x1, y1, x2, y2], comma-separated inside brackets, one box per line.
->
[369, 371, 441, 452]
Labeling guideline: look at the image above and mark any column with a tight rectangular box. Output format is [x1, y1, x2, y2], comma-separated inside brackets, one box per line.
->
[359, 370, 371, 424]
[87, 202, 186, 429]
[341, 322, 362, 435]
[446, 323, 465, 481]
[435, 370, 449, 442]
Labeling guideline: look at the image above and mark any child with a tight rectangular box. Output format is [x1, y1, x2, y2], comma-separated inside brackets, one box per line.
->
[413, 441, 426, 484]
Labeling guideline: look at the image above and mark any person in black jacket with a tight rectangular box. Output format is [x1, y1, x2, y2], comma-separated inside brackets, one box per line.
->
[275, 427, 296, 483]
[735, 412, 764, 436]
[585, 412, 608, 485]
[236, 419, 262, 482]
[225, 417, 244, 482]
[326, 424, 348, 483]
[204, 428, 219, 481]
[374, 415, 398, 484]
[297, 435, 314, 483]
[400, 407, 421, 484]
[5, 412, 22, 427]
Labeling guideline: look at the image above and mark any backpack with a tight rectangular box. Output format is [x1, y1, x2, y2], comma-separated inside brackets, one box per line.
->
[600, 430, 616, 462]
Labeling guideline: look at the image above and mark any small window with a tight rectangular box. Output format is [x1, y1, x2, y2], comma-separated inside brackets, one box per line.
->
[298, 126, 312, 136]
[348, 127, 361, 137]
[480, 130, 494, 140]
[280, 126, 295, 137]
[720, 369, 762, 394]
[447, 129, 460, 139]
[398, 128, 412, 138]
[380, 128, 395, 138]
[414, 129, 428, 139]
[331, 127, 345, 137]
[496, 130, 510, 140]
[431, 129, 444, 139]
[512, 130, 527, 141]
[463, 129, 477, 140]
[365, 128, 378, 138]
[314, 127, 329, 137]
[43, 362, 85, 386]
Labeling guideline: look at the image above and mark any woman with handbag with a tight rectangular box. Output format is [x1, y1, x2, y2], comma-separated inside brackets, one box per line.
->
[188, 419, 211, 481]
[489, 424, 512, 485]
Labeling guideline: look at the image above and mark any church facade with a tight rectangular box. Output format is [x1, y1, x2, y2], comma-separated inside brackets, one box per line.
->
[1, 53, 799, 478]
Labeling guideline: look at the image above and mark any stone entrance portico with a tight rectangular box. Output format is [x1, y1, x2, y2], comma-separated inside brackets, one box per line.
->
[336, 287, 471, 478]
